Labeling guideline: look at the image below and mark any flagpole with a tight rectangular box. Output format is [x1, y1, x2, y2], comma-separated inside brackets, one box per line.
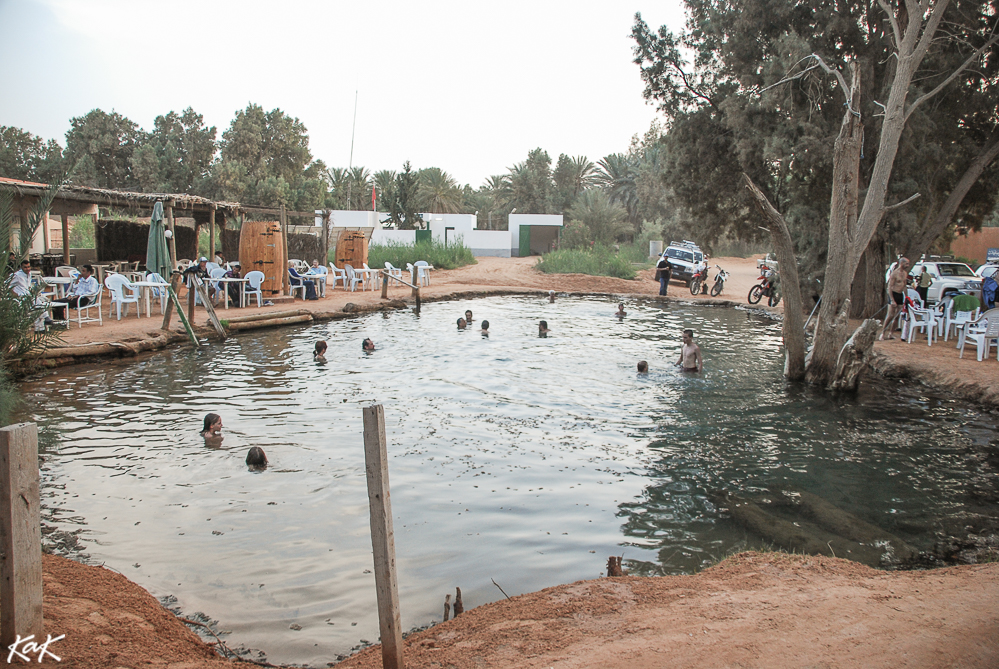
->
[349, 90, 358, 169]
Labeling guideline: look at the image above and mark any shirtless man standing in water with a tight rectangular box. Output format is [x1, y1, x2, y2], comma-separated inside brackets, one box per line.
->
[880, 257, 910, 341]
[675, 329, 702, 373]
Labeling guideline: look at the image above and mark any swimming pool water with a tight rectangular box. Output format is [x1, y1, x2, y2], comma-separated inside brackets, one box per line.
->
[20, 295, 998, 665]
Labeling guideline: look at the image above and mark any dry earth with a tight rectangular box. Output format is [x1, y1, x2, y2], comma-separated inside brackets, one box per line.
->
[22, 255, 999, 667]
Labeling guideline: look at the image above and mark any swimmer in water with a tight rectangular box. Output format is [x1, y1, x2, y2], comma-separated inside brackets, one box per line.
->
[539, 320, 550, 336]
[637, 360, 648, 373]
[615, 302, 627, 317]
[201, 413, 223, 446]
[480, 319, 489, 336]
[314, 340, 328, 362]
[362, 338, 375, 351]
[246, 446, 268, 470]
[457, 317, 467, 330]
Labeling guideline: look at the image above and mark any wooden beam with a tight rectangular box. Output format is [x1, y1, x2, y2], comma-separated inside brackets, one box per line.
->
[0, 423, 43, 649]
[60, 214, 70, 264]
[165, 202, 178, 270]
[209, 206, 216, 261]
[362, 405, 404, 669]
[280, 205, 289, 295]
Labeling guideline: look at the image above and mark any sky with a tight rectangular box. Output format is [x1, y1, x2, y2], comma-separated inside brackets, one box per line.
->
[0, 0, 685, 188]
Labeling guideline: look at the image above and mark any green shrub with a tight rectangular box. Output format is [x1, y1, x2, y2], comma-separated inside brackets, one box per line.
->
[68, 215, 95, 248]
[367, 238, 476, 271]
[536, 246, 637, 280]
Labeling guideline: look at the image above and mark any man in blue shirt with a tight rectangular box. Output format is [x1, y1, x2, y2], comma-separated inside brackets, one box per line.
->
[288, 262, 318, 300]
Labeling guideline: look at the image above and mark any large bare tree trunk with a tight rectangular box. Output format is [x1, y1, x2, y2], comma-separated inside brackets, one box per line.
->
[742, 174, 806, 380]
[849, 229, 888, 319]
[805, 62, 864, 386]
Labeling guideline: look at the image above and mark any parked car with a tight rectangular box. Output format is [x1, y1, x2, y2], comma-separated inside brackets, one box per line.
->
[887, 258, 982, 304]
[975, 263, 998, 279]
[661, 240, 704, 285]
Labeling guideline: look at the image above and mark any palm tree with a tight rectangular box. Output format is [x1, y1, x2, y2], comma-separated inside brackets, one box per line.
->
[596, 153, 640, 223]
[567, 189, 630, 244]
[417, 167, 463, 214]
[372, 170, 397, 212]
[347, 166, 371, 210]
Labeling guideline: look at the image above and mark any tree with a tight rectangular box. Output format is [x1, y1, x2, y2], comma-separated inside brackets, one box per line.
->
[131, 108, 216, 194]
[632, 2, 999, 386]
[385, 161, 423, 229]
[0, 126, 64, 183]
[417, 167, 463, 213]
[213, 103, 324, 211]
[372, 170, 397, 212]
[566, 189, 630, 244]
[507, 148, 556, 214]
[552, 154, 598, 212]
[63, 109, 142, 189]
[594, 153, 640, 224]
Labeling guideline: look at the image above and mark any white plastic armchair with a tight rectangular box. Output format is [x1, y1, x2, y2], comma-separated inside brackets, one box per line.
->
[959, 308, 999, 361]
[288, 268, 307, 300]
[308, 265, 329, 296]
[384, 262, 403, 280]
[105, 274, 140, 320]
[244, 271, 264, 307]
[905, 302, 936, 345]
[209, 267, 228, 304]
[343, 264, 363, 292]
[69, 283, 102, 328]
[55, 265, 79, 279]
[146, 272, 169, 314]
[328, 264, 346, 291]
[414, 260, 432, 286]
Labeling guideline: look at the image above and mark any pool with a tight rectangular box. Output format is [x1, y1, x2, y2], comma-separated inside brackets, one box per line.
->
[20, 295, 999, 665]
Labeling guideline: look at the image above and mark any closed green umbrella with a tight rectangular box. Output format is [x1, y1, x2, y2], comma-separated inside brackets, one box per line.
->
[146, 201, 171, 278]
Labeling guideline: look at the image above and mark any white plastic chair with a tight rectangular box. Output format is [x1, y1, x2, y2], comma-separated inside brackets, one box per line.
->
[209, 267, 228, 304]
[206, 262, 220, 274]
[945, 304, 980, 342]
[905, 304, 936, 345]
[384, 262, 403, 280]
[68, 284, 103, 328]
[343, 264, 363, 292]
[289, 259, 308, 273]
[177, 259, 193, 272]
[288, 268, 308, 300]
[105, 274, 140, 320]
[959, 308, 999, 361]
[363, 263, 381, 291]
[414, 261, 432, 286]
[308, 265, 329, 296]
[244, 271, 264, 307]
[145, 272, 169, 314]
[55, 265, 78, 278]
[327, 264, 346, 291]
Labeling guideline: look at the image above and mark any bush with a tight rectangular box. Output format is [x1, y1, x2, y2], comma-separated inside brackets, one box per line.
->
[367, 238, 477, 271]
[536, 246, 637, 280]
[68, 215, 95, 248]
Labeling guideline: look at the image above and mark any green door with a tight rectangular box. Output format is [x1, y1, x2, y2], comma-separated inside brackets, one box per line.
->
[415, 229, 431, 245]
[519, 225, 531, 257]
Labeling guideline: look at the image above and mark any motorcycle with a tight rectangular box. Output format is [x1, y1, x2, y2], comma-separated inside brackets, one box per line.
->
[748, 265, 781, 306]
[689, 265, 710, 295]
[709, 265, 729, 297]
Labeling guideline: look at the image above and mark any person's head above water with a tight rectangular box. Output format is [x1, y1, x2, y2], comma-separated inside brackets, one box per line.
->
[637, 360, 648, 373]
[314, 340, 327, 358]
[539, 320, 549, 332]
[201, 413, 222, 436]
[457, 317, 466, 329]
[246, 446, 267, 468]
[682, 328, 694, 343]
[362, 338, 375, 351]
[548, 290, 555, 303]
[480, 320, 489, 332]
[465, 309, 473, 322]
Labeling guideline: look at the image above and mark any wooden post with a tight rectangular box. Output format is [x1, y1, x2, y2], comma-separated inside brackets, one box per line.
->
[209, 206, 216, 262]
[0, 423, 43, 648]
[280, 205, 289, 295]
[61, 214, 70, 264]
[381, 270, 389, 299]
[161, 271, 183, 331]
[322, 211, 330, 266]
[362, 405, 404, 669]
[166, 201, 178, 270]
[187, 273, 196, 324]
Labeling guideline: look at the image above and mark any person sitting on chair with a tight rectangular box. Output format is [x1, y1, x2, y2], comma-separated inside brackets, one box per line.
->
[288, 261, 318, 300]
[53, 265, 98, 320]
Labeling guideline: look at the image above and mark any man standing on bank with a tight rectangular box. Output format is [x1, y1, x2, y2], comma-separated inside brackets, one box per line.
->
[880, 257, 910, 341]
[655, 256, 672, 296]
[675, 329, 702, 373]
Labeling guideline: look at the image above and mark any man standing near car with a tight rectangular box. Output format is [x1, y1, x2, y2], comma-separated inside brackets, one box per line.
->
[880, 257, 910, 341]
[917, 266, 932, 305]
[655, 256, 672, 296]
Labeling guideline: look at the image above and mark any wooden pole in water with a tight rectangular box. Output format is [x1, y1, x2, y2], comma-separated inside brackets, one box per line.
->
[0, 423, 43, 648]
[362, 404, 404, 669]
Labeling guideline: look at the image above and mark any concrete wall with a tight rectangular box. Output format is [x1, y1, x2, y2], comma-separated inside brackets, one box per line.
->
[509, 214, 563, 256]
[466, 230, 511, 257]
[371, 229, 416, 245]
[949, 228, 999, 264]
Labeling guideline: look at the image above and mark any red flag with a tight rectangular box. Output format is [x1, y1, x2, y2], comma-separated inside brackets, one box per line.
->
[372, 186, 376, 211]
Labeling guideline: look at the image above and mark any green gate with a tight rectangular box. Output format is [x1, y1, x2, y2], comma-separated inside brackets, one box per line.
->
[519, 225, 531, 257]
[415, 229, 432, 245]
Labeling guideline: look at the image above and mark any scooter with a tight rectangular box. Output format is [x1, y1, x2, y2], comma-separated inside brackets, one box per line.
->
[709, 265, 730, 297]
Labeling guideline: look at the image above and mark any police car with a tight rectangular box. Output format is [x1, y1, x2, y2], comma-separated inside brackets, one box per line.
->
[661, 240, 704, 285]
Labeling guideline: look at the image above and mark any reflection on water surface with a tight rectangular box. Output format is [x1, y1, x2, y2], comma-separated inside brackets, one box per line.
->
[21, 295, 998, 665]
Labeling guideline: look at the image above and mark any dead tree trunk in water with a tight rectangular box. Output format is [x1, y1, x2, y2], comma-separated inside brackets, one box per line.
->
[742, 174, 806, 380]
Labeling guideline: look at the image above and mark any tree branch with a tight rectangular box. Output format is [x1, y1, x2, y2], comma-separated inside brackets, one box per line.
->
[877, 0, 902, 47]
[883, 193, 921, 212]
[760, 62, 821, 94]
[906, 28, 999, 120]
[912, 0, 951, 62]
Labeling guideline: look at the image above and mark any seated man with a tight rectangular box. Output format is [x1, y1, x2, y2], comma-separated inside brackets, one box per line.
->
[54, 265, 99, 320]
[9, 259, 50, 330]
[183, 257, 216, 302]
[288, 262, 318, 300]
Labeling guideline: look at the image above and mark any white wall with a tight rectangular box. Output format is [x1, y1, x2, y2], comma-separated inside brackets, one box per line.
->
[318, 210, 382, 228]
[371, 229, 416, 245]
[466, 230, 510, 257]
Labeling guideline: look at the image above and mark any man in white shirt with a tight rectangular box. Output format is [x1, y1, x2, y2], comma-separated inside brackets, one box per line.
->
[9, 259, 32, 297]
[54, 265, 98, 320]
